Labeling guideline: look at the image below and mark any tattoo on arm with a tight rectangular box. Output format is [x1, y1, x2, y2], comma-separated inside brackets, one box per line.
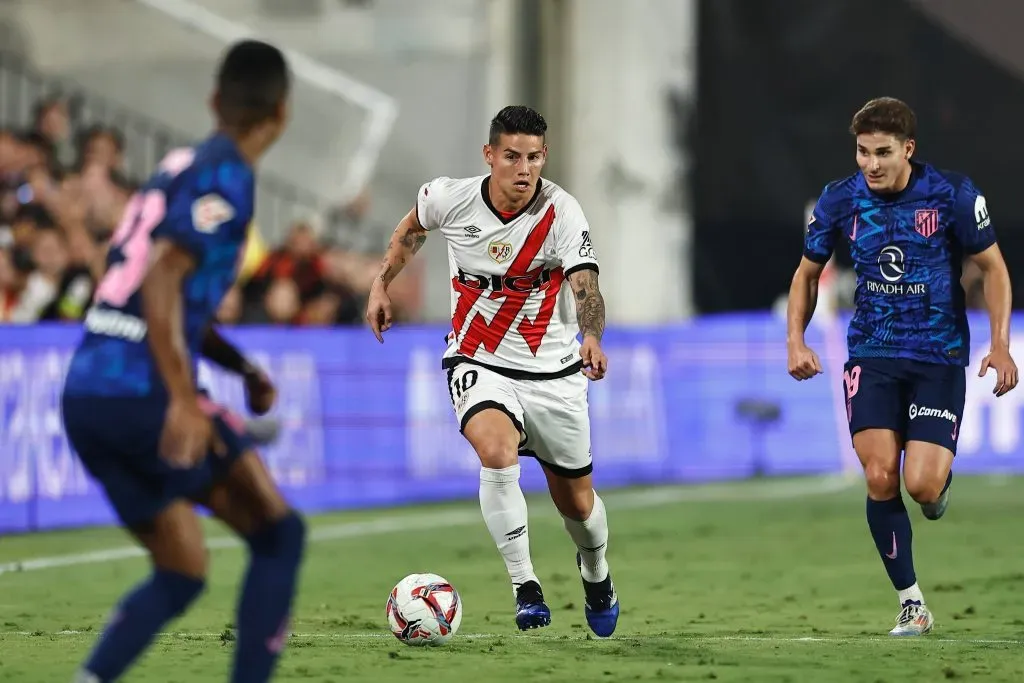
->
[399, 227, 427, 255]
[378, 219, 427, 287]
[569, 269, 606, 340]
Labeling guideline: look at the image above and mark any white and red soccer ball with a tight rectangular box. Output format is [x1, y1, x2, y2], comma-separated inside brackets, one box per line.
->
[386, 573, 463, 646]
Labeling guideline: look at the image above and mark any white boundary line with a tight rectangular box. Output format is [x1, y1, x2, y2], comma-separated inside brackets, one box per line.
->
[0, 476, 854, 577]
[2, 631, 1020, 646]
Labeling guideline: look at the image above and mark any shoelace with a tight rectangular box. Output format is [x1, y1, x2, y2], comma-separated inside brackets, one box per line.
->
[896, 604, 920, 625]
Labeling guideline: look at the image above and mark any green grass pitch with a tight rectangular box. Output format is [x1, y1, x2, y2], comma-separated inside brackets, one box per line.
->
[2, 475, 1023, 682]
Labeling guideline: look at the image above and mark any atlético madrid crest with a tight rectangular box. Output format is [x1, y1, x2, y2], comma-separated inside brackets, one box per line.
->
[488, 240, 513, 263]
[915, 209, 939, 238]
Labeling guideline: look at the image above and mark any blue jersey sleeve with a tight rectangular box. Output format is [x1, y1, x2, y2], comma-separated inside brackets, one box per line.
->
[803, 184, 841, 264]
[952, 177, 996, 255]
[153, 161, 254, 261]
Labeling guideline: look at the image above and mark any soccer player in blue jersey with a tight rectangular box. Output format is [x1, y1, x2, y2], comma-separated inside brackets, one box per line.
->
[786, 97, 1018, 636]
[61, 41, 306, 682]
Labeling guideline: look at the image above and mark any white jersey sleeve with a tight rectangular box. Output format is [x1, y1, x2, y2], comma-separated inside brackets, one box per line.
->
[553, 194, 599, 275]
[416, 176, 458, 231]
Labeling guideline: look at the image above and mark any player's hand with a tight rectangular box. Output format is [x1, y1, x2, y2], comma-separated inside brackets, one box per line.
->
[160, 397, 225, 468]
[978, 345, 1019, 397]
[243, 366, 277, 415]
[580, 335, 608, 381]
[365, 283, 393, 343]
[788, 342, 823, 380]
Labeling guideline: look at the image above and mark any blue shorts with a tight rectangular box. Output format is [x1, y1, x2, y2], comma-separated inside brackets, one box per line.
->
[842, 358, 966, 454]
[61, 392, 254, 529]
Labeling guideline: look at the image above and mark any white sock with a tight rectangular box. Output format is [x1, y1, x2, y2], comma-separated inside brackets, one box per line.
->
[479, 465, 538, 588]
[898, 582, 925, 606]
[562, 492, 610, 583]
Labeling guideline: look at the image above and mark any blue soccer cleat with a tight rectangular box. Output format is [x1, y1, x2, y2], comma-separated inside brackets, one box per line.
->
[514, 580, 552, 631]
[576, 553, 619, 637]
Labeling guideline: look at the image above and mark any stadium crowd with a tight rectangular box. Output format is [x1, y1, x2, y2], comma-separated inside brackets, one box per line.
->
[0, 95, 422, 326]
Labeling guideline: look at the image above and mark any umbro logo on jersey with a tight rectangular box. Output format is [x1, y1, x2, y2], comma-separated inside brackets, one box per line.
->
[463, 225, 481, 238]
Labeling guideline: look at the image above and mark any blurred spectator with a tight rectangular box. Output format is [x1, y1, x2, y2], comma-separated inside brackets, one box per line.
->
[0, 93, 426, 329]
[76, 125, 125, 172]
[0, 246, 33, 321]
[32, 96, 76, 169]
[242, 219, 337, 324]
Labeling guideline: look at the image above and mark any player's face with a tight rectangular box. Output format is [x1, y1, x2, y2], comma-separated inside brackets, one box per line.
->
[484, 134, 547, 199]
[268, 97, 291, 144]
[856, 133, 915, 193]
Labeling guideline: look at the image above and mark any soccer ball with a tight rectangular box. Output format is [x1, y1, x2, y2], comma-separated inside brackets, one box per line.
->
[385, 573, 463, 646]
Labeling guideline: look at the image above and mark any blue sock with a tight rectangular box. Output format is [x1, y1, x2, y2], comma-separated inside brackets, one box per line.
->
[866, 496, 916, 592]
[941, 470, 953, 496]
[83, 570, 204, 681]
[232, 512, 307, 683]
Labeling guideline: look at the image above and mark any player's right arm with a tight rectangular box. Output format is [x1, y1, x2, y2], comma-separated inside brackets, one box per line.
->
[142, 241, 200, 401]
[141, 239, 224, 465]
[147, 173, 249, 464]
[366, 177, 449, 342]
[787, 187, 838, 380]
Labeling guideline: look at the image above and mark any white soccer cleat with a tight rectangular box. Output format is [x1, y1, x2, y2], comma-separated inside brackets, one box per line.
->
[888, 602, 933, 636]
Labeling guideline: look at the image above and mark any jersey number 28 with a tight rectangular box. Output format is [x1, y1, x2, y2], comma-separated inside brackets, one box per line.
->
[92, 190, 168, 308]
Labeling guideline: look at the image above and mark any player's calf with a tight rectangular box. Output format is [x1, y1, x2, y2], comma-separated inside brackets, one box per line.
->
[232, 510, 306, 682]
[856, 430, 930, 631]
[904, 441, 955, 521]
[544, 471, 619, 637]
[76, 501, 207, 683]
[199, 451, 307, 683]
[466, 409, 539, 587]
[463, 407, 549, 628]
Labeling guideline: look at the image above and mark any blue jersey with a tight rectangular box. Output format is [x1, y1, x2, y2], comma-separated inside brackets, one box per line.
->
[804, 161, 996, 366]
[64, 133, 254, 397]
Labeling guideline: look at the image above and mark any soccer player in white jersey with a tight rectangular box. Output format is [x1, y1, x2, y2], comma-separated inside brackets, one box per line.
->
[365, 105, 618, 637]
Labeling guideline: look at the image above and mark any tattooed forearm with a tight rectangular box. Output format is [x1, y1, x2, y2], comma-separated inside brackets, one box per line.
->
[400, 229, 427, 255]
[569, 269, 606, 340]
[376, 210, 428, 288]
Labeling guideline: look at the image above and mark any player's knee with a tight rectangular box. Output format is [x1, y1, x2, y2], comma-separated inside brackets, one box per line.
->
[548, 476, 594, 521]
[558, 489, 594, 522]
[474, 439, 519, 469]
[862, 459, 901, 499]
[245, 510, 307, 564]
[153, 569, 206, 617]
[903, 473, 944, 504]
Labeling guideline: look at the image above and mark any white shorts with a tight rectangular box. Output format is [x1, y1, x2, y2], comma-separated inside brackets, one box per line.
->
[446, 362, 592, 478]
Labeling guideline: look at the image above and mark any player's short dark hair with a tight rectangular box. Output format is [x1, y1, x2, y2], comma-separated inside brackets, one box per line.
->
[488, 105, 547, 146]
[850, 97, 917, 140]
[215, 40, 290, 132]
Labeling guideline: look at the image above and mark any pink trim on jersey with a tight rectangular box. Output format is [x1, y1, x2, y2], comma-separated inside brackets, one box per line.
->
[93, 190, 167, 307]
[197, 395, 247, 435]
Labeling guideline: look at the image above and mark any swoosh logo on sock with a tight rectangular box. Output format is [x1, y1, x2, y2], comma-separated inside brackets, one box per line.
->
[884, 531, 898, 560]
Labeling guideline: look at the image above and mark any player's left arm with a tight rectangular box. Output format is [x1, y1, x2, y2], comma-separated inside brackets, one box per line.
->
[201, 325, 276, 415]
[954, 180, 1018, 396]
[556, 196, 607, 380]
